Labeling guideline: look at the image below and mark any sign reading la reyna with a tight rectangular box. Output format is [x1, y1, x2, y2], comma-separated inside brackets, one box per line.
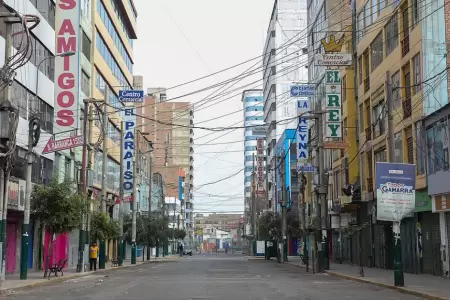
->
[55, 0, 80, 131]
[325, 70, 342, 138]
[119, 90, 144, 103]
[297, 99, 310, 170]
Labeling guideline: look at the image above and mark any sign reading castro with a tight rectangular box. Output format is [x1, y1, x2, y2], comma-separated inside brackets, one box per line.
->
[119, 90, 144, 103]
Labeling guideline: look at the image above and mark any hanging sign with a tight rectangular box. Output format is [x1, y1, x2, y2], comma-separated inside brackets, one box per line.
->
[325, 70, 342, 138]
[256, 138, 265, 195]
[123, 108, 136, 194]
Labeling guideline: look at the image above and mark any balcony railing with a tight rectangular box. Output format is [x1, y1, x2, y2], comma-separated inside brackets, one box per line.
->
[401, 35, 410, 57]
[364, 77, 370, 93]
[402, 97, 412, 119]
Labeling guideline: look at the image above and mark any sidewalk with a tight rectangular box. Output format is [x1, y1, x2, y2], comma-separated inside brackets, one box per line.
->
[0, 256, 180, 295]
[285, 257, 450, 300]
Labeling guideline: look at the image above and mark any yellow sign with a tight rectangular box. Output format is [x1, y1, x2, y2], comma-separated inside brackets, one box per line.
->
[320, 34, 345, 53]
[324, 140, 350, 149]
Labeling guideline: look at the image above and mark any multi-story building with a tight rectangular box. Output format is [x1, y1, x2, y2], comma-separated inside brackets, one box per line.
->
[0, 0, 94, 273]
[263, 0, 308, 210]
[139, 89, 194, 242]
[194, 213, 243, 232]
[242, 90, 265, 231]
[323, 0, 447, 277]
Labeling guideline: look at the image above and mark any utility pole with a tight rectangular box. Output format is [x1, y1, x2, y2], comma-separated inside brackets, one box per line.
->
[299, 171, 308, 271]
[280, 158, 287, 263]
[148, 154, 153, 214]
[386, 71, 404, 286]
[0, 18, 19, 281]
[85, 104, 94, 259]
[118, 121, 124, 266]
[99, 88, 109, 270]
[131, 128, 138, 264]
[20, 116, 39, 279]
[251, 154, 256, 256]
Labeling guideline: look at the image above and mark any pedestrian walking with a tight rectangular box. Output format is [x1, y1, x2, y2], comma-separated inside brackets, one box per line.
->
[179, 243, 184, 257]
[90, 242, 99, 271]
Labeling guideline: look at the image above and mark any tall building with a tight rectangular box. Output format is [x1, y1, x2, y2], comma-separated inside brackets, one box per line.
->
[90, 0, 137, 210]
[139, 89, 194, 241]
[262, 0, 308, 210]
[242, 90, 264, 232]
[0, 0, 94, 272]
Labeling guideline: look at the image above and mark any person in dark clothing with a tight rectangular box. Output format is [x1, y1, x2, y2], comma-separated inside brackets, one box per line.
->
[179, 244, 184, 256]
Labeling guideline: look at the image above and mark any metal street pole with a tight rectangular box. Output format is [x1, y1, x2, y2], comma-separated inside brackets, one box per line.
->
[118, 121, 124, 266]
[299, 171, 309, 271]
[386, 71, 404, 286]
[99, 88, 109, 270]
[19, 116, 39, 279]
[131, 139, 137, 264]
[85, 104, 94, 256]
[251, 154, 256, 256]
[280, 159, 287, 263]
[148, 154, 153, 213]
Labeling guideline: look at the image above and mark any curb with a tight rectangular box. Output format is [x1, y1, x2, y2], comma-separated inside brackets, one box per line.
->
[0, 258, 180, 295]
[325, 271, 449, 300]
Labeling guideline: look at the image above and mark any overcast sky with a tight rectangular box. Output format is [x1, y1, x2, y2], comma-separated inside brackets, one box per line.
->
[133, 0, 274, 214]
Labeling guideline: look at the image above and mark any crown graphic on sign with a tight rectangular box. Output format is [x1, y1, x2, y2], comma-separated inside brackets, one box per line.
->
[321, 35, 345, 53]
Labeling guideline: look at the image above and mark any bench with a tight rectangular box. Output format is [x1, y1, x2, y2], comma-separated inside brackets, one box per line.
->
[48, 259, 67, 277]
[110, 258, 119, 267]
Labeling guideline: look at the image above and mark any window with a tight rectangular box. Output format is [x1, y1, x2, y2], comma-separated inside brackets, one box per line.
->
[245, 106, 263, 112]
[359, 104, 364, 133]
[415, 122, 425, 175]
[245, 146, 257, 151]
[372, 101, 385, 136]
[95, 69, 124, 108]
[385, 14, 399, 56]
[97, 0, 133, 72]
[374, 148, 387, 162]
[40, 101, 54, 133]
[64, 157, 71, 180]
[361, 153, 366, 191]
[371, 32, 383, 71]
[245, 136, 258, 141]
[413, 54, 421, 94]
[245, 97, 263, 102]
[110, 0, 135, 46]
[406, 127, 414, 164]
[31, 0, 55, 29]
[358, 56, 363, 85]
[364, 2, 372, 30]
[107, 121, 121, 145]
[10, 81, 28, 119]
[343, 118, 348, 137]
[412, 0, 420, 25]
[9, 24, 54, 82]
[81, 70, 90, 96]
[391, 71, 400, 108]
[372, 0, 378, 23]
[379, 0, 386, 14]
[426, 120, 448, 174]
[245, 116, 264, 121]
[96, 31, 132, 87]
[82, 32, 91, 61]
[394, 131, 403, 163]
[357, 12, 363, 41]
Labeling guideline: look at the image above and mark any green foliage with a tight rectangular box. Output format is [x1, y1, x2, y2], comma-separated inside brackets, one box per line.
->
[258, 212, 281, 240]
[90, 212, 120, 242]
[31, 179, 87, 234]
[123, 212, 169, 246]
[341, 222, 370, 238]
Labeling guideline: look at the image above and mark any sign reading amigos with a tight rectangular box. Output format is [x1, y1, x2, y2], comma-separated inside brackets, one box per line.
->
[376, 162, 416, 222]
[55, 0, 80, 131]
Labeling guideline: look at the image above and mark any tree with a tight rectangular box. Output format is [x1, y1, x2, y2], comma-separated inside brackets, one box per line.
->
[258, 211, 282, 241]
[175, 229, 186, 240]
[31, 179, 88, 278]
[90, 212, 120, 243]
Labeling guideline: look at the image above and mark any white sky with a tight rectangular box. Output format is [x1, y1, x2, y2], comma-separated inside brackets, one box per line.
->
[133, 0, 274, 214]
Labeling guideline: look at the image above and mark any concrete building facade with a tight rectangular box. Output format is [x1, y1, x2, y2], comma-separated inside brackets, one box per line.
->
[262, 0, 308, 210]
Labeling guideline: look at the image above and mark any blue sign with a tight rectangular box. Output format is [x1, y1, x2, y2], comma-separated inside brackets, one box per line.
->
[123, 108, 136, 193]
[290, 85, 316, 97]
[119, 90, 144, 103]
[375, 163, 416, 222]
[178, 176, 185, 200]
[297, 163, 317, 173]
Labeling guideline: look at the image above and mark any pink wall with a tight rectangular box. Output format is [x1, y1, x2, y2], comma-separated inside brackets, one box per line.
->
[5, 223, 17, 273]
[43, 231, 69, 269]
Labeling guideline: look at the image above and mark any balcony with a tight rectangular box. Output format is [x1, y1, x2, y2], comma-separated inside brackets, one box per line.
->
[402, 97, 412, 119]
[401, 35, 410, 57]
[364, 77, 370, 93]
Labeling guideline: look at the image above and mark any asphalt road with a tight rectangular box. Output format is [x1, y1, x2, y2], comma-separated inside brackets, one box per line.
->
[5, 254, 424, 300]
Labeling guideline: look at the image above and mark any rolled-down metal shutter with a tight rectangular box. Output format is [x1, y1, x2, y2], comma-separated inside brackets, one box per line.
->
[446, 212, 450, 267]
[421, 212, 441, 276]
[373, 225, 382, 268]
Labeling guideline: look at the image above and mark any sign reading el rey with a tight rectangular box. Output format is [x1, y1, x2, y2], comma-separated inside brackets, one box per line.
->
[325, 70, 342, 138]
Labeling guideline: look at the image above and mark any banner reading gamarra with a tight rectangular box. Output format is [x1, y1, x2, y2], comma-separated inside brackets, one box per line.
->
[376, 162, 416, 222]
